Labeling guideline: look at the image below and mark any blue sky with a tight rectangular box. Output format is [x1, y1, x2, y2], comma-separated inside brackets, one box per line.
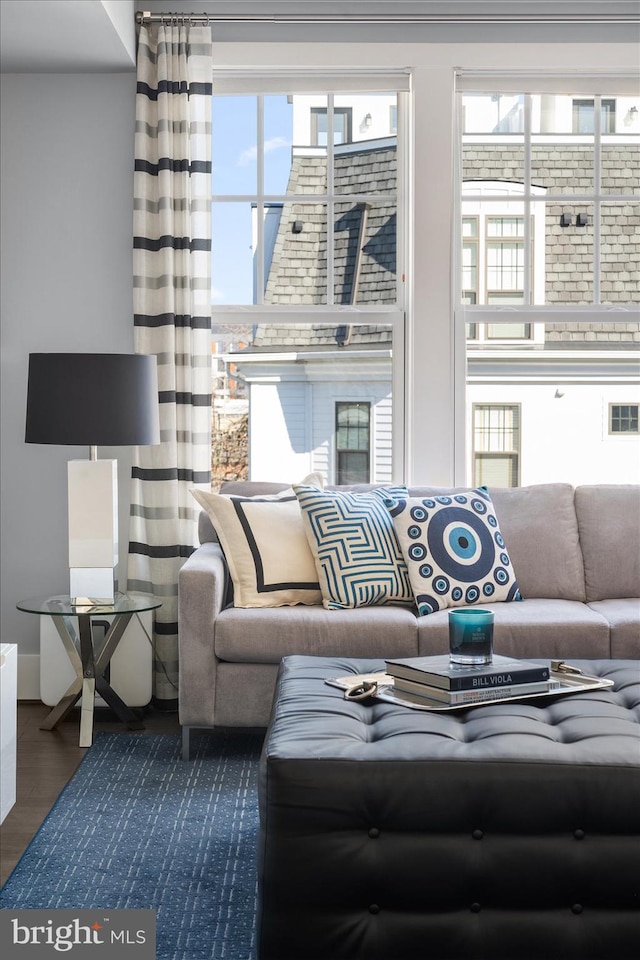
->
[212, 95, 295, 304]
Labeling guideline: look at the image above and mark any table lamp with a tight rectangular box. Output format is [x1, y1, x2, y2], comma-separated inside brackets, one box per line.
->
[25, 353, 160, 603]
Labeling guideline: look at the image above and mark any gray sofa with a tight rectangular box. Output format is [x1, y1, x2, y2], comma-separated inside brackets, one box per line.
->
[178, 482, 640, 756]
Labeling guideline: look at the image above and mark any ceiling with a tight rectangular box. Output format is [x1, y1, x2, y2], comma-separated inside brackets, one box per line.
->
[1, 0, 638, 74]
[0, 1, 136, 73]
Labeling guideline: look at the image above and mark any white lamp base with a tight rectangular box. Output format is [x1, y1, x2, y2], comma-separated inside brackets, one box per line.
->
[68, 459, 118, 602]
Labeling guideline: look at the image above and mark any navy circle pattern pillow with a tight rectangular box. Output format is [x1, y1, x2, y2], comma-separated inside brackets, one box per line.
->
[386, 488, 521, 615]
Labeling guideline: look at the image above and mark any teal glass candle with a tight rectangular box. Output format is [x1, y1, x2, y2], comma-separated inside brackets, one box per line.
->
[448, 609, 494, 665]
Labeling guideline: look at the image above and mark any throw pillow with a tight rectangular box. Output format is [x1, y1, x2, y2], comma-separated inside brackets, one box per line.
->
[385, 488, 521, 616]
[190, 473, 323, 608]
[293, 484, 413, 610]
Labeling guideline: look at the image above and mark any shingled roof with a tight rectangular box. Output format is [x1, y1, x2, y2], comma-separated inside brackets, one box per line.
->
[251, 322, 392, 350]
[250, 139, 396, 350]
[264, 141, 396, 307]
[234, 138, 639, 353]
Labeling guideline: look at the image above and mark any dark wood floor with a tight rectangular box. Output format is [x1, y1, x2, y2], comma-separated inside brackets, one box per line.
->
[0, 701, 181, 887]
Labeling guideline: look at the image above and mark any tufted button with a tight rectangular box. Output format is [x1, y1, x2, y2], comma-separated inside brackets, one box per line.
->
[368, 904, 381, 915]
[574, 829, 585, 840]
[472, 829, 484, 840]
[368, 827, 380, 839]
[571, 903, 583, 914]
[470, 903, 481, 913]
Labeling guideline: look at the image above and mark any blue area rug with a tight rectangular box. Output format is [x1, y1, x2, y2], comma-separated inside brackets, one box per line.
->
[0, 732, 263, 959]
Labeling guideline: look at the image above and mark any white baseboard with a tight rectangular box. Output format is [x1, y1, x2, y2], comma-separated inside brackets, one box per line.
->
[17, 653, 40, 700]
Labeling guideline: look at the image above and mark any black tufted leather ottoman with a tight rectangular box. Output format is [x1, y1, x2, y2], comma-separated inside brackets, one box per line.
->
[257, 656, 640, 960]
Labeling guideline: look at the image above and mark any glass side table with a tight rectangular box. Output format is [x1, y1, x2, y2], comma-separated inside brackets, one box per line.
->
[17, 594, 162, 747]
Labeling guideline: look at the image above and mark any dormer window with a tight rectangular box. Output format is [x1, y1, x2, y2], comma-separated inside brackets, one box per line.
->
[310, 107, 352, 145]
[572, 98, 616, 134]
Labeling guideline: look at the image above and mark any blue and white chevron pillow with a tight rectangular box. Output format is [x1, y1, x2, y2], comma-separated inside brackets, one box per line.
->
[293, 484, 413, 610]
[385, 488, 521, 616]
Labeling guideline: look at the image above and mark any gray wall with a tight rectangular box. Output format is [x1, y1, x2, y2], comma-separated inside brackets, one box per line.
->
[0, 72, 137, 663]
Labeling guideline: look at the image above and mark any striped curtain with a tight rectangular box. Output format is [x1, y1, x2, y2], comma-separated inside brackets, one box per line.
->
[129, 22, 212, 707]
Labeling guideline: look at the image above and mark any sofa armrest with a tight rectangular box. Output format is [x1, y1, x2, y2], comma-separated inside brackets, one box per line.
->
[178, 541, 228, 729]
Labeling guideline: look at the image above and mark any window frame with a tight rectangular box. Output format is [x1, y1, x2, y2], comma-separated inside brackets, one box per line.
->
[572, 97, 616, 134]
[210, 74, 409, 483]
[455, 80, 640, 485]
[609, 403, 640, 435]
[335, 400, 372, 483]
[310, 105, 352, 145]
[472, 403, 521, 488]
[207, 54, 639, 489]
[461, 206, 538, 342]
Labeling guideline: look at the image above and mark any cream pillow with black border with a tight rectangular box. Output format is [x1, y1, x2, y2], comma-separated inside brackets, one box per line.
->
[191, 473, 323, 607]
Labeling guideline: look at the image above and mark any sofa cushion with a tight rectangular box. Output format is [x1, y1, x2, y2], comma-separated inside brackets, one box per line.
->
[387, 488, 521, 615]
[486, 484, 586, 602]
[191, 474, 323, 607]
[214, 603, 419, 662]
[416, 598, 611, 660]
[294, 484, 413, 610]
[575, 485, 640, 602]
[588, 599, 640, 659]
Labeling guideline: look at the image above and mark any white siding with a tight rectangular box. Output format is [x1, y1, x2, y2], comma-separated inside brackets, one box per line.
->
[467, 383, 640, 487]
[373, 392, 393, 483]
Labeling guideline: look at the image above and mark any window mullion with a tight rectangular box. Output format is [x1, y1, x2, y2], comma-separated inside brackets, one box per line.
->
[327, 94, 335, 307]
[256, 95, 265, 305]
[523, 94, 532, 304]
[593, 94, 602, 305]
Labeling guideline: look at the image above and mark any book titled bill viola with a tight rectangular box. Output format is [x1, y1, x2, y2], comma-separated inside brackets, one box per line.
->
[392, 675, 559, 705]
[385, 654, 551, 692]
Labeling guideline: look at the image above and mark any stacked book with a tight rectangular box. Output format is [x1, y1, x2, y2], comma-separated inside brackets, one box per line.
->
[385, 654, 560, 706]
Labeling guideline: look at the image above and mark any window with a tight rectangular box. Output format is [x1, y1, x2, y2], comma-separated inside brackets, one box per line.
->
[311, 107, 352, 145]
[473, 405, 520, 488]
[459, 85, 639, 487]
[211, 78, 406, 488]
[486, 217, 524, 299]
[389, 104, 398, 134]
[572, 98, 616, 134]
[461, 208, 535, 340]
[610, 404, 639, 434]
[336, 402, 371, 483]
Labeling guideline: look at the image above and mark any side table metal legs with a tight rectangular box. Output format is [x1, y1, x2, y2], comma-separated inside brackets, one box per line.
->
[40, 612, 145, 747]
[39, 616, 84, 734]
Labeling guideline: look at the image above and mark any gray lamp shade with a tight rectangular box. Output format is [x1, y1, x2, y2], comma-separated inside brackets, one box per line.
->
[25, 353, 160, 446]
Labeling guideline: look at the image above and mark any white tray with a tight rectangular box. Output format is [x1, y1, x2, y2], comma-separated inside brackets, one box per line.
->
[325, 668, 614, 711]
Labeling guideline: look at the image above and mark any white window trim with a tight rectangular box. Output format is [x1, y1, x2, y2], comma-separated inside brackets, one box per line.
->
[461, 182, 547, 341]
[608, 402, 640, 436]
[211, 75, 408, 483]
[454, 80, 640, 484]
[334, 398, 374, 485]
[207, 42, 640, 487]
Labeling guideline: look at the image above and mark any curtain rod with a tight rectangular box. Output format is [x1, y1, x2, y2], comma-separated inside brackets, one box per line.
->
[135, 11, 640, 26]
